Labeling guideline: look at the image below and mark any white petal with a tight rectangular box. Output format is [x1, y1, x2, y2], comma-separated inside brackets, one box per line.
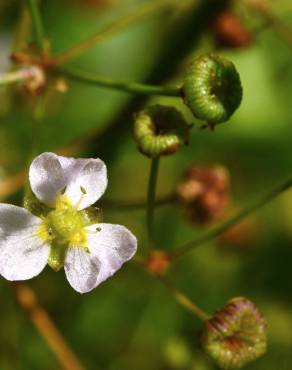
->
[29, 152, 66, 207]
[59, 157, 107, 210]
[64, 223, 137, 293]
[64, 247, 101, 293]
[0, 204, 50, 281]
[29, 152, 107, 209]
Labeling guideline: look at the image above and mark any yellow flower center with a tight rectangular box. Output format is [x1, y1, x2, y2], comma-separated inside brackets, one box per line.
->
[37, 195, 89, 271]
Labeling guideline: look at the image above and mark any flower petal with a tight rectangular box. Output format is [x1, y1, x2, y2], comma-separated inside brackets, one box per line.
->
[58, 156, 107, 210]
[0, 204, 50, 281]
[29, 152, 66, 207]
[64, 247, 101, 293]
[29, 152, 107, 209]
[64, 223, 137, 293]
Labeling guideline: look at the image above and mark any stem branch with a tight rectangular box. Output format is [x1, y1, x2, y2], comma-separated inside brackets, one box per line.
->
[147, 158, 160, 245]
[59, 67, 180, 97]
[170, 176, 292, 260]
[26, 0, 46, 52]
[101, 193, 175, 210]
[54, 0, 177, 65]
[155, 274, 210, 321]
[14, 283, 85, 370]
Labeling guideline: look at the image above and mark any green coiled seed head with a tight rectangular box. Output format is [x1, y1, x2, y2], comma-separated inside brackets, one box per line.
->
[201, 297, 267, 369]
[182, 54, 243, 127]
[133, 105, 190, 158]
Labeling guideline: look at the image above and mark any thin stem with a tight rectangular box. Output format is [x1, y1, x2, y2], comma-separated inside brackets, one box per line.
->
[147, 158, 160, 244]
[170, 176, 292, 260]
[101, 193, 175, 210]
[26, 0, 46, 53]
[13, 3, 31, 52]
[14, 283, 85, 370]
[155, 274, 210, 321]
[54, 0, 177, 65]
[58, 66, 181, 97]
[23, 95, 45, 200]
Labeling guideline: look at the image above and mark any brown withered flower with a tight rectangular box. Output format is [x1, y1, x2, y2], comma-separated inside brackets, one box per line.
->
[176, 165, 230, 225]
[213, 11, 252, 49]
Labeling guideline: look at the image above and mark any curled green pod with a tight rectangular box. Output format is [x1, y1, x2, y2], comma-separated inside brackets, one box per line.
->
[182, 54, 243, 127]
[133, 105, 190, 158]
[201, 297, 267, 369]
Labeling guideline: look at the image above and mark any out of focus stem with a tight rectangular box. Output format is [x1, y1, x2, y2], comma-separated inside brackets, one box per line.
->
[14, 283, 86, 370]
[23, 96, 45, 202]
[155, 274, 210, 321]
[26, 0, 46, 53]
[101, 193, 175, 210]
[54, 0, 177, 65]
[58, 66, 180, 97]
[146, 158, 160, 246]
[170, 176, 292, 260]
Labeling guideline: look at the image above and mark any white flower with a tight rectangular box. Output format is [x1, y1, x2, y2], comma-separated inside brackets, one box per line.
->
[0, 152, 137, 293]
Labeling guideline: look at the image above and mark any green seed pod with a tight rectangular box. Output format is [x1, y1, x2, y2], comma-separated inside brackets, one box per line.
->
[133, 105, 190, 158]
[182, 54, 243, 127]
[201, 297, 267, 369]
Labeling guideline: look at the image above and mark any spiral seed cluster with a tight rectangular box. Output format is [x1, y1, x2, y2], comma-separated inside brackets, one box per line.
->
[133, 105, 190, 158]
[201, 297, 267, 369]
[183, 54, 243, 127]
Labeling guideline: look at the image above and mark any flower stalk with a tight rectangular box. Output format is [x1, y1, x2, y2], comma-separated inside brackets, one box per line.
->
[26, 0, 46, 53]
[170, 175, 292, 260]
[14, 283, 86, 370]
[156, 274, 210, 321]
[146, 157, 160, 245]
[59, 66, 180, 97]
[101, 193, 175, 210]
[54, 0, 177, 65]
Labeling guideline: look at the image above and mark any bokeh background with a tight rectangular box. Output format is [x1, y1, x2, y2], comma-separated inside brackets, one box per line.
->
[0, 0, 292, 369]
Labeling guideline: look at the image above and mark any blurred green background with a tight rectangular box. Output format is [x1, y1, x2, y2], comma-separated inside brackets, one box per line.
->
[0, 0, 292, 369]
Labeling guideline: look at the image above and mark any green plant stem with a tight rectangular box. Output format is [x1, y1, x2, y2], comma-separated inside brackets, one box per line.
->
[101, 193, 175, 210]
[170, 176, 292, 260]
[155, 274, 210, 321]
[14, 283, 86, 370]
[24, 96, 45, 199]
[58, 66, 181, 97]
[147, 158, 160, 244]
[54, 0, 177, 65]
[26, 0, 46, 52]
[13, 3, 31, 52]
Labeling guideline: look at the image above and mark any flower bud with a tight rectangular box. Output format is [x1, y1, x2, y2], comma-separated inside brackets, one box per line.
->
[176, 165, 230, 225]
[133, 105, 190, 158]
[202, 297, 267, 369]
[182, 54, 243, 127]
